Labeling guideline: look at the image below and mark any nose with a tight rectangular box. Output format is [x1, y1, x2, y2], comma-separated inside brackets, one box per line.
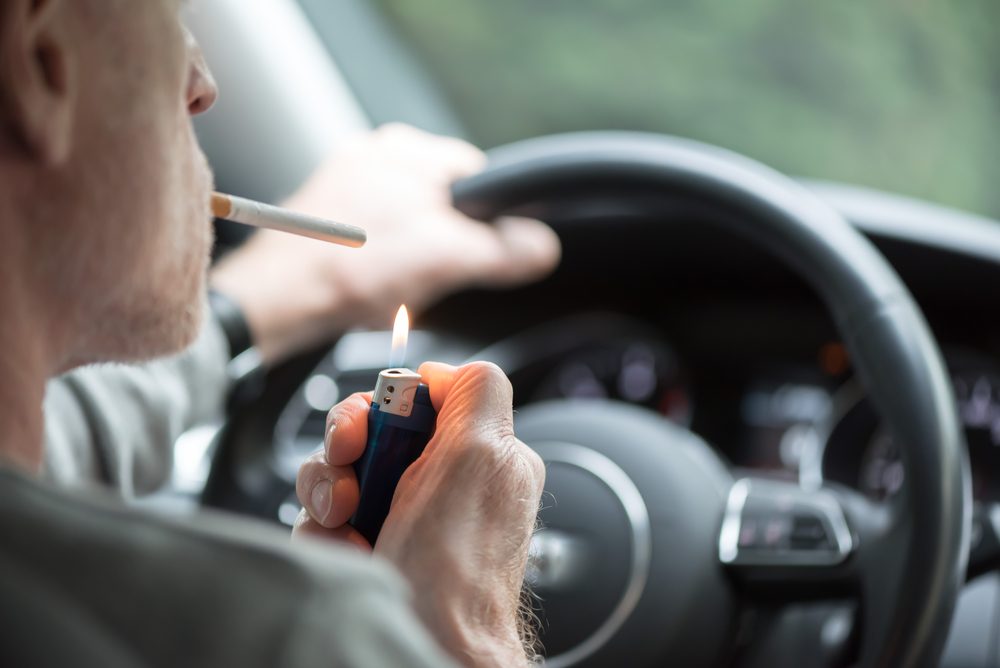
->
[184, 28, 218, 116]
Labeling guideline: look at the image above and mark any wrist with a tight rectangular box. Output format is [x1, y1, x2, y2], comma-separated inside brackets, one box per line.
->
[438, 616, 528, 668]
[412, 588, 530, 668]
[209, 245, 350, 364]
[207, 289, 254, 359]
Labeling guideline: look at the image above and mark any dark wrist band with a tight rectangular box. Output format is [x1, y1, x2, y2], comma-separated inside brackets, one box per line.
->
[208, 289, 254, 360]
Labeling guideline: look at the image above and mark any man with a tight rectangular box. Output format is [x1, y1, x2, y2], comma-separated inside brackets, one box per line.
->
[0, 2, 552, 666]
[44, 123, 561, 497]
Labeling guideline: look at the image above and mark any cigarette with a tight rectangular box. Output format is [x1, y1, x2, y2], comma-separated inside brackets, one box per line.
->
[211, 192, 366, 248]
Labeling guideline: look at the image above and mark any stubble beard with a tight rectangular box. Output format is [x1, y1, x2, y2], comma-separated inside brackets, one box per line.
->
[65, 225, 212, 368]
[59, 139, 216, 369]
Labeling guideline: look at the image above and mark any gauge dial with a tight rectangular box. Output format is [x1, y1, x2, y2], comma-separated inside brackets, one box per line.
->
[954, 372, 1000, 447]
[821, 366, 1000, 503]
[857, 428, 904, 500]
[532, 339, 692, 425]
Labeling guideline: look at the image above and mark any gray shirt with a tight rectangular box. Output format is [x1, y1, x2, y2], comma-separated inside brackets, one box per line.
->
[15, 314, 457, 667]
[0, 468, 455, 667]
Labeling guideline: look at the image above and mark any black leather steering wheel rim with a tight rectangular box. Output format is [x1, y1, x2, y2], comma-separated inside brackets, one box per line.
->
[451, 131, 971, 667]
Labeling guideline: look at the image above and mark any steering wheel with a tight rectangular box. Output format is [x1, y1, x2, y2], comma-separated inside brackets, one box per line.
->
[206, 131, 971, 667]
[448, 132, 970, 667]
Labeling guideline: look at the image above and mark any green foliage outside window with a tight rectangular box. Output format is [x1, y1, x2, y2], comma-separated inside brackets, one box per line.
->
[377, 0, 1000, 218]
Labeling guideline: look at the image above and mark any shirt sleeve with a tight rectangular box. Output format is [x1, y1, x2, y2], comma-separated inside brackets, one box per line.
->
[42, 307, 232, 497]
[0, 471, 461, 668]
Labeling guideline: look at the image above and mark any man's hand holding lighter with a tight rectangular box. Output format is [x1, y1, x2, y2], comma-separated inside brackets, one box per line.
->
[293, 361, 545, 668]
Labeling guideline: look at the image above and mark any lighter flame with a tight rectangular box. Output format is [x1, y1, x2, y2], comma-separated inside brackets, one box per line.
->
[389, 305, 409, 368]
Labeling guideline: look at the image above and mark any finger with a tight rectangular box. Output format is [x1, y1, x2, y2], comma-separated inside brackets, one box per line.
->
[416, 361, 459, 413]
[291, 509, 372, 552]
[295, 451, 361, 528]
[375, 123, 486, 181]
[434, 137, 487, 181]
[445, 214, 561, 288]
[325, 392, 372, 466]
[417, 361, 514, 431]
[489, 216, 562, 284]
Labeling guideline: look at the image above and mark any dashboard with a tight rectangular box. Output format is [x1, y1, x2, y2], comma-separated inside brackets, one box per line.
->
[208, 179, 1000, 667]
[268, 183, 1000, 514]
[277, 317, 1000, 508]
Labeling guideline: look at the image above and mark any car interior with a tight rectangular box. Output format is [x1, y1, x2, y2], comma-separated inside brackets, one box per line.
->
[177, 1, 1000, 666]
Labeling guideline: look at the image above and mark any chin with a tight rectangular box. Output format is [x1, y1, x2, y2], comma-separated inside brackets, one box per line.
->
[109, 205, 214, 363]
[132, 293, 206, 360]
[87, 292, 207, 366]
[70, 260, 209, 369]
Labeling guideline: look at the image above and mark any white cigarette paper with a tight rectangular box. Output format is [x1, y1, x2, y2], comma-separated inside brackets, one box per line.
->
[211, 193, 366, 248]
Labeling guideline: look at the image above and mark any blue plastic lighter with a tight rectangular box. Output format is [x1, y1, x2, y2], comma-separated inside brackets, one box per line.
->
[351, 368, 437, 544]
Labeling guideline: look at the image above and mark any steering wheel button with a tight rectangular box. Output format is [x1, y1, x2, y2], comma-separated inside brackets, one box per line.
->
[763, 519, 788, 547]
[738, 521, 758, 547]
[720, 478, 853, 566]
[790, 515, 833, 550]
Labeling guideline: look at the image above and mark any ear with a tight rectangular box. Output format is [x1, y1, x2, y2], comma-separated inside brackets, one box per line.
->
[0, 0, 74, 165]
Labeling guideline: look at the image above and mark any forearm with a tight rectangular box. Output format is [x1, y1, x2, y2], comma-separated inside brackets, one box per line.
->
[415, 594, 530, 668]
[393, 532, 539, 667]
[209, 238, 355, 365]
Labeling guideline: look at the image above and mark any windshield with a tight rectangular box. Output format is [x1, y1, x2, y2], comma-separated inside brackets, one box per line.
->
[373, 0, 1000, 218]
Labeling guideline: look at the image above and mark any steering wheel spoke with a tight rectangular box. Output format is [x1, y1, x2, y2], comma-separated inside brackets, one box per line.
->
[968, 502, 1000, 579]
[719, 478, 861, 597]
[718, 474, 965, 666]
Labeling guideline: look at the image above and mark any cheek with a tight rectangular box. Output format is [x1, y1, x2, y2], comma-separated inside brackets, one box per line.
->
[177, 137, 215, 282]
[74, 5, 212, 281]
[86, 114, 211, 308]
[180, 135, 214, 246]
[74, 24, 192, 219]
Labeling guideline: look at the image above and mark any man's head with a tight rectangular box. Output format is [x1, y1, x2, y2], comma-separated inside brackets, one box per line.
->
[0, 0, 218, 372]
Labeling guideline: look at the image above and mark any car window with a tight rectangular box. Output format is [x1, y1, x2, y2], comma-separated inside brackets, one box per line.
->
[371, 0, 1000, 219]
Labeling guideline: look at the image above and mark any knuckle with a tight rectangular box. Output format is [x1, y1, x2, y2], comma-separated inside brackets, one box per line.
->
[511, 440, 546, 496]
[520, 444, 546, 487]
[298, 451, 327, 479]
[461, 360, 512, 391]
[440, 135, 483, 157]
[347, 391, 372, 412]
[453, 430, 507, 468]
[296, 448, 335, 485]
[462, 434, 543, 498]
[328, 392, 370, 424]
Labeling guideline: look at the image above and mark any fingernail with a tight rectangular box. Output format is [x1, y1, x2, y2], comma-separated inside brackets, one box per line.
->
[325, 421, 337, 447]
[310, 480, 332, 520]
